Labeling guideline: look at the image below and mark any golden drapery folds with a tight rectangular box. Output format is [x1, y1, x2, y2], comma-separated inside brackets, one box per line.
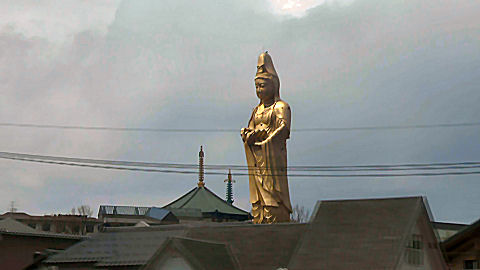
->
[241, 52, 292, 224]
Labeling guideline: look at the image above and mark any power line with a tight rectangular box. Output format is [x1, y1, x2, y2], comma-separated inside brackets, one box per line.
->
[0, 123, 234, 133]
[2, 151, 480, 177]
[3, 155, 480, 177]
[1, 121, 480, 133]
[2, 151, 480, 171]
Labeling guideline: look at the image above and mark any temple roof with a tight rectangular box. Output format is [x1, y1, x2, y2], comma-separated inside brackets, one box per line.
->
[163, 186, 249, 217]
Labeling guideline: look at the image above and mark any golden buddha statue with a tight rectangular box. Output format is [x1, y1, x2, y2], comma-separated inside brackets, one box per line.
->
[241, 52, 292, 224]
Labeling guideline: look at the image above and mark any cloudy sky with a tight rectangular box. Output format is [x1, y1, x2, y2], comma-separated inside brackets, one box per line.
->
[1, 0, 479, 223]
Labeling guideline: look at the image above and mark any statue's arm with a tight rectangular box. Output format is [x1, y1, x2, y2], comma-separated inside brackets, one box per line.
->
[241, 108, 257, 144]
[255, 101, 291, 146]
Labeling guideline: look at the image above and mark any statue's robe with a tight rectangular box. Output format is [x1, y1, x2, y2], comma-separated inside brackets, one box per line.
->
[244, 100, 292, 223]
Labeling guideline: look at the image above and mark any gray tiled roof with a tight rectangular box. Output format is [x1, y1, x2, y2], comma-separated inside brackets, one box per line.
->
[0, 217, 38, 234]
[186, 223, 306, 270]
[45, 227, 187, 265]
[0, 217, 86, 239]
[44, 196, 440, 270]
[288, 197, 425, 270]
[44, 222, 304, 269]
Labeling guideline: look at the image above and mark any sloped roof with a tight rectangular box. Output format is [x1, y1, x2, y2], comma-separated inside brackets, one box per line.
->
[432, 221, 468, 231]
[44, 196, 445, 270]
[169, 208, 203, 218]
[288, 197, 425, 270]
[99, 205, 151, 216]
[45, 222, 304, 269]
[145, 207, 171, 221]
[186, 223, 306, 270]
[144, 237, 239, 270]
[45, 227, 187, 266]
[0, 217, 86, 239]
[442, 217, 480, 260]
[0, 217, 38, 234]
[99, 205, 174, 222]
[163, 186, 249, 217]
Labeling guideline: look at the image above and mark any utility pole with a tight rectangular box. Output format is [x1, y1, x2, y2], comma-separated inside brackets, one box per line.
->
[9, 201, 17, 213]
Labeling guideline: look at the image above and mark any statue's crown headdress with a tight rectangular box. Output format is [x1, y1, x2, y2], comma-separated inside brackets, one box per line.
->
[255, 51, 279, 81]
[255, 51, 280, 99]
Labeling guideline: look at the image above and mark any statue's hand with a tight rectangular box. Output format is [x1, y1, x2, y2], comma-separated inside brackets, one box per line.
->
[241, 128, 248, 142]
[254, 136, 271, 146]
[242, 128, 256, 144]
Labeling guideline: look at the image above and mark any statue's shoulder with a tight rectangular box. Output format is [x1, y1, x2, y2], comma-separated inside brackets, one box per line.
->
[252, 104, 260, 114]
[274, 100, 291, 112]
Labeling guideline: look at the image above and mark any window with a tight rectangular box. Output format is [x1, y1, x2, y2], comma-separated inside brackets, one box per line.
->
[464, 260, 480, 270]
[405, 234, 423, 265]
[42, 223, 51, 231]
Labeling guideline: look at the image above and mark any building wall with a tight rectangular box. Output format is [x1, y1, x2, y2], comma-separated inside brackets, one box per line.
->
[144, 246, 194, 270]
[0, 234, 80, 270]
[156, 257, 193, 270]
[52, 264, 139, 270]
[447, 237, 480, 270]
[0, 212, 100, 235]
[398, 216, 448, 270]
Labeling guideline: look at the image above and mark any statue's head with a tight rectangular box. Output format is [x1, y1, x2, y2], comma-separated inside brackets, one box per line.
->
[255, 52, 280, 102]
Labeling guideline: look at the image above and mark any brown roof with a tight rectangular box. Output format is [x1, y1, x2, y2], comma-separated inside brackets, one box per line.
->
[441, 217, 480, 261]
[44, 196, 448, 270]
[186, 223, 306, 270]
[288, 197, 425, 270]
[0, 212, 98, 222]
[45, 222, 305, 269]
[0, 217, 38, 234]
[45, 226, 187, 266]
[0, 217, 86, 240]
[144, 237, 240, 270]
[432, 221, 468, 231]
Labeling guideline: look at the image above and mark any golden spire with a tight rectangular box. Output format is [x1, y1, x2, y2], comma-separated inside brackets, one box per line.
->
[198, 146, 205, 187]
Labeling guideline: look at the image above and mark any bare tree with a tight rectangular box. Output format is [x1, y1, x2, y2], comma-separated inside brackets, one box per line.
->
[76, 205, 93, 217]
[290, 204, 310, 223]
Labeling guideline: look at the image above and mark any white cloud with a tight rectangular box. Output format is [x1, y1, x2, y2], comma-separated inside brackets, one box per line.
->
[0, 0, 120, 42]
[268, 0, 354, 17]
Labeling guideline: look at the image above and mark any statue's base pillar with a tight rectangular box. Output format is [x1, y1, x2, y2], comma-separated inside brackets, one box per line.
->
[251, 202, 291, 224]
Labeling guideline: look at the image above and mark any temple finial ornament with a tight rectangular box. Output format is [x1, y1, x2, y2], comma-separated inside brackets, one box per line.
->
[198, 146, 205, 187]
[241, 52, 292, 224]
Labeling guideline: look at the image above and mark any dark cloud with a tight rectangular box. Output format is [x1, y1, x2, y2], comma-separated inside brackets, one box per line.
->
[0, 0, 479, 223]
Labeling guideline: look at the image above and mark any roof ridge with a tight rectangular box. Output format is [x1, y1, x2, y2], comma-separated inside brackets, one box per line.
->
[319, 196, 424, 203]
[178, 187, 201, 208]
[163, 187, 198, 208]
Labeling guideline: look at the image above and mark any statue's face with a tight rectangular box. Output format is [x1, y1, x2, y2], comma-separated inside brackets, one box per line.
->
[255, 78, 274, 102]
